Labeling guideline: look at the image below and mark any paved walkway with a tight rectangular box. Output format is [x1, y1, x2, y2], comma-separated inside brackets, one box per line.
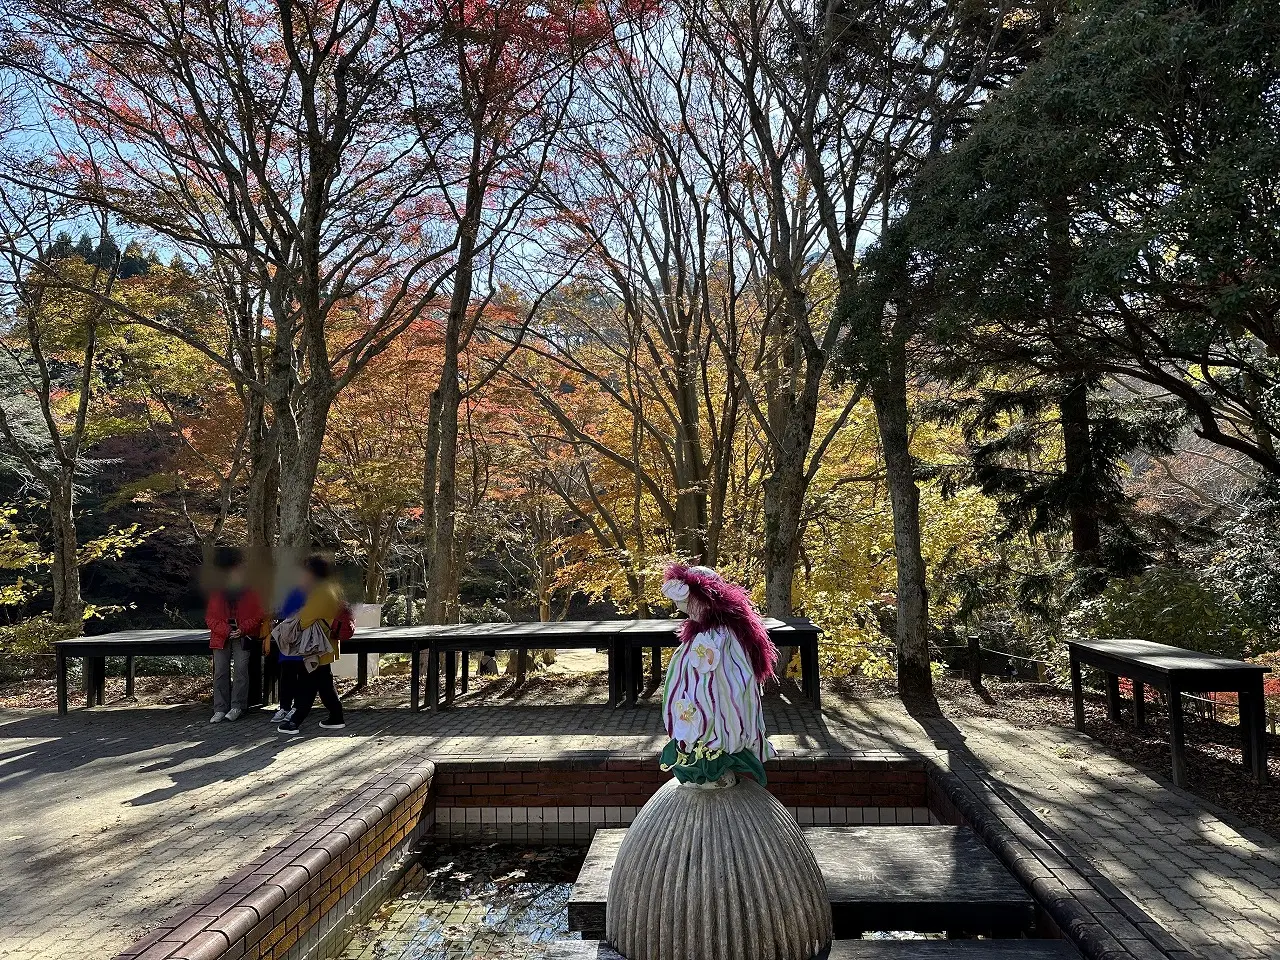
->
[0, 691, 851, 960]
[1, 686, 1277, 960]
[826, 697, 1280, 960]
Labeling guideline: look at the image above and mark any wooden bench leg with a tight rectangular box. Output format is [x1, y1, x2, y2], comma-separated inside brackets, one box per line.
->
[1168, 681, 1187, 788]
[93, 656, 106, 706]
[125, 656, 135, 699]
[427, 650, 440, 713]
[1105, 673, 1123, 723]
[461, 653, 469, 694]
[516, 647, 527, 687]
[410, 644, 421, 712]
[57, 649, 68, 716]
[1132, 680, 1145, 728]
[801, 639, 821, 709]
[247, 646, 263, 708]
[1244, 676, 1268, 783]
[1241, 687, 1255, 773]
[607, 640, 620, 707]
[627, 646, 642, 706]
[649, 645, 662, 692]
[356, 653, 368, 690]
[445, 650, 457, 705]
[1070, 650, 1085, 732]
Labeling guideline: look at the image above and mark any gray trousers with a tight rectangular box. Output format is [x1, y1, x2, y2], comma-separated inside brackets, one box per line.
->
[212, 642, 250, 713]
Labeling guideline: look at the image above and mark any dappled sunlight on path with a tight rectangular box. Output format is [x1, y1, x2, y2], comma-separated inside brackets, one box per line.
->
[824, 691, 1280, 960]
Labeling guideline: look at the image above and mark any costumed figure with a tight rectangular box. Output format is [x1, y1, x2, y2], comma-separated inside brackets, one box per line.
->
[604, 564, 832, 960]
[659, 564, 779, 785]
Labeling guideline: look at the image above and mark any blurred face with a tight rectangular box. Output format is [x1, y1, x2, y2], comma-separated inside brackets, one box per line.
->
[226, 564, 246, 589]
[296, 566, 316, 592]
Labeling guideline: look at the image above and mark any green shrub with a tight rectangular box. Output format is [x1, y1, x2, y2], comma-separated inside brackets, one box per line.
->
[1069, 567, 1263, 659]
[0, 614, 83, 656]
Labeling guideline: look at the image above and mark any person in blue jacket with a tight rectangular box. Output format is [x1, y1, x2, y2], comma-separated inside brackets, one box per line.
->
[266, 576, 308, 723]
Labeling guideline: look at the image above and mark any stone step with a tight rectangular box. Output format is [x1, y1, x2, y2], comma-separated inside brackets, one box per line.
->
[569, 826, 1036, 939]
[547, 940, 1080, 959]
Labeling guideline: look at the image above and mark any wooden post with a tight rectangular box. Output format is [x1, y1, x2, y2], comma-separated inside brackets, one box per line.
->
[93, 657, 106, 706]
[426, 647, 440, 712]
[247, 645, 263, 708]
[410, 641, 421, 712]
[608, 638, 620, 707]
[444, 649, 456, 705]
[1105, 673, 1123, 722]
[1168, 680, 1187, 788]
[1069, 648, 1085, 732]
[461, 653, 469, 694]
[627, 645, 643, 706]
[1244, 675, 1268, 783]
[124, 656, 135, 698]
[1241, 686, 1255, 773]
[56, 648, 68, 716]
[800, 635, 821, 709]
[968, 633, 982, 690]
[1132, 680, 1145, 728]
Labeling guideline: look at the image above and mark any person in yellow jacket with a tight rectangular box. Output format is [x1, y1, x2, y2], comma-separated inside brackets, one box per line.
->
[277, 554, 346, 735]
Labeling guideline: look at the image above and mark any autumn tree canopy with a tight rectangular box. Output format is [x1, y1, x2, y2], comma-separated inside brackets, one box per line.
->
[0, 0, 1276, 697]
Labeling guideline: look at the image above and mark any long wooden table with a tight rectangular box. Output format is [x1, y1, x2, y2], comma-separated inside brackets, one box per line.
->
[1068, 637, 1270, 787]
[350, 618, 821, 711]
[615, 617, 822, 708]
[54, 618, 822, 714]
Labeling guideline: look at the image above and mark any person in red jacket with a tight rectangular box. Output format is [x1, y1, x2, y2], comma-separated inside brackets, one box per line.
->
[205, 546, 266, 723]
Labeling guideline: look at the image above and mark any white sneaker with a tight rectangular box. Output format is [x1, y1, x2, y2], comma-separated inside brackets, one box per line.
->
[225, 707, 243, 722]
[270, 708, 289, 723]
[210, 711, 226, 724]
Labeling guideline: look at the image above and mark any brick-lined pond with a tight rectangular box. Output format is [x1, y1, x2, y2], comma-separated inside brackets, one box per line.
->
[331, 840, 964, 960]
[336, 844, 585, 960]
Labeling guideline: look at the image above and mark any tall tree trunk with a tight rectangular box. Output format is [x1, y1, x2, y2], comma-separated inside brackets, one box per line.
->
[762, 451, 806, 618]
[420, 387, 442, 607]
[871, 343, 932, 699]
[673, 347, 709, 563]
[273, 387, 330, 562]
[426, 243, 473, 625]
[48, 477, 84, 628]
[245, 396, 278, 553]
[1058, 377, 1101, 561]
[1045, 189, 1101, 572]
[762, 347, 824, 619]
[363, 534, 384, 603]
[1242, 369, 1277, 461]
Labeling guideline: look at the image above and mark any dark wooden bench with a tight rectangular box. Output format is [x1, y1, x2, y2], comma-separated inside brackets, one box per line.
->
[344, 622, 634, 712]
[616, 617, 822, 708]
[1068, 637, 1270, 787]
[54, 625, 618, 715]
[405, 617, 822, 712]
[55, 630, 217, 715]
[570, 825, 1036, 939]
[56, 618, 823, 714]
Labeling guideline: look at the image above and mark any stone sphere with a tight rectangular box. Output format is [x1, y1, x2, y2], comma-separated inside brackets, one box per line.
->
[606, 775, 832, 960]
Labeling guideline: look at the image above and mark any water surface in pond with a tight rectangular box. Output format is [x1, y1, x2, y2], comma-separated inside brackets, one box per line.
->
[336, 843, 585, 960]
[336, 841, 942, 959]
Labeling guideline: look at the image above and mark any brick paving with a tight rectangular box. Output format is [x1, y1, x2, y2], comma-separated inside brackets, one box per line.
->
[0, 687, 859, 960]
[1, 680, 1278, 960]
[824, 697, 1280, 960]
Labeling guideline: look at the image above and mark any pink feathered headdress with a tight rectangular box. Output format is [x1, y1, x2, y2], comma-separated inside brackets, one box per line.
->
[662, 564, 778, 683]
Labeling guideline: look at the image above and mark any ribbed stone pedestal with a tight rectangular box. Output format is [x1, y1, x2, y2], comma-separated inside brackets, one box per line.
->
[606, 776, 833, 960]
